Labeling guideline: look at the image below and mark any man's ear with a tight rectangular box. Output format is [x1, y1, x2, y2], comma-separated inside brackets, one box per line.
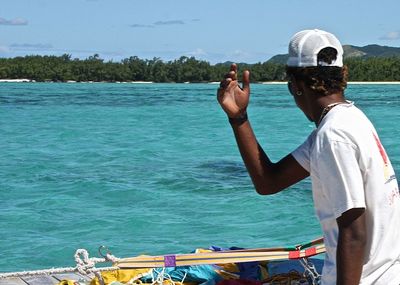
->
[291, 77, 304, 96]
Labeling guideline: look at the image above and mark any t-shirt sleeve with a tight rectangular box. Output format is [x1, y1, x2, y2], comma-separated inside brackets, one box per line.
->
[291, 133, 314, 173]
[316, 140, 366, 218]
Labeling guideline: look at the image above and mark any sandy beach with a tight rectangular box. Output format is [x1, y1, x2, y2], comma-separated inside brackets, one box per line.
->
[262, 81, 400, 85]
[347, 81, 400, 84]
[1, 79, 400, 84]
[0, 79, 33, 83]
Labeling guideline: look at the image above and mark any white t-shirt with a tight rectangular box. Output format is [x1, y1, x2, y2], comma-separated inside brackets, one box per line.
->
[292, 102, 400, 285]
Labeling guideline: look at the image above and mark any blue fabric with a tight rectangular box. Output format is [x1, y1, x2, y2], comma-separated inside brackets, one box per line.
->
[209, 246, 260, 280]
[141, 265, 222, 285]
[209, 246, 244, 251]
[266, 258, 324, 275]
[140, 246, 268, 285]
[236, 262, 260, 280]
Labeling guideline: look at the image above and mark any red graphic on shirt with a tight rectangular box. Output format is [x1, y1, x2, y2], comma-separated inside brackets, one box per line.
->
[373, 132, 388, 165]
[373, 132, 390, 180]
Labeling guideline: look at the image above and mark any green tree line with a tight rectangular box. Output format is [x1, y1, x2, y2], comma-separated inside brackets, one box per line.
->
[0, 54, 399, 82]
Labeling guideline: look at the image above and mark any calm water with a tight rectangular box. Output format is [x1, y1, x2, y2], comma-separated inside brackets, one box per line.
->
[0, 83, 399, 272]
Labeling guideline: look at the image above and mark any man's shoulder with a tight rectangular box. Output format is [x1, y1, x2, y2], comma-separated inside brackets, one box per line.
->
[318, 104, 373, 142]
[315, 106, 372, 148]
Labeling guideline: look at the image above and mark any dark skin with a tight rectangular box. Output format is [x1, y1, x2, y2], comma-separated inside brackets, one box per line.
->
[217, 64, 366, 285]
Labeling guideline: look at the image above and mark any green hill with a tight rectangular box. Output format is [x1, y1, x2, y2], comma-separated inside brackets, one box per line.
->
[355, 44, 400, 57]
[267, 44, 400, 64]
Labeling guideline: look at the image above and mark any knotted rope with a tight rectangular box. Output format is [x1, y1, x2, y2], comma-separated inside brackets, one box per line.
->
[0, 247, 119, 282]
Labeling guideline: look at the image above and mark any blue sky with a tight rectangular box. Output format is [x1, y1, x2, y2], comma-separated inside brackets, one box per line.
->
[1, 0, 400, 63]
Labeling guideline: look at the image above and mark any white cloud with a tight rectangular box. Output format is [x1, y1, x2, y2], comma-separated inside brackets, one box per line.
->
[0, 17, 28, 26]
[0, 45, 10, 53]
[10, 43, 53, 50]
[231, 49, 251, 58]
[380, 31, 400, 40]
[199, 49, 274, 64]
[186, 48, 207, 57]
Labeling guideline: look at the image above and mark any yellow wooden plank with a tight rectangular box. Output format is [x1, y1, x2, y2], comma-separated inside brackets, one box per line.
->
[120, 250, 291, 263]
[117, 252, 291, 268]
[116, 245, 326, 269]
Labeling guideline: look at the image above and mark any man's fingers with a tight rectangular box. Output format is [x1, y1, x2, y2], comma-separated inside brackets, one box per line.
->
[230, 64, 238, 81]
[218, 64, 239, 98]
[242, 70, 250, 94]
[224, 70, 237, 81]
[219, 78, 232, 89]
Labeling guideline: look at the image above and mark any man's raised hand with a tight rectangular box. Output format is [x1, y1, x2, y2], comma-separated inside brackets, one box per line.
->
[217, 63, 250, 118]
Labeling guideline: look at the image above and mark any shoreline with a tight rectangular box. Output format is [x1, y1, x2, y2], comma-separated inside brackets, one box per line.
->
[1, 79, 400, 85]
[261, 81, 400, 85]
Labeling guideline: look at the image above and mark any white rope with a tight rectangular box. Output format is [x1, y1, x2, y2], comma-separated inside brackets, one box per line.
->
[0, 248, 121, 280]
[150, 268, 177, 285]
[180, 271, 188, 284]
[147, 267, 188, 285]
[299, 257, 321, 285]
[0, 267, 78, 279]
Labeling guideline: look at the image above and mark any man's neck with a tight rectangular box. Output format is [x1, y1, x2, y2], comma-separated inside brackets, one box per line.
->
[313, 92, 346, 126]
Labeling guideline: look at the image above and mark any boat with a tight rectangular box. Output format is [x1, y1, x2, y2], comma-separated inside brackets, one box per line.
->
[0, 238, 325, 285]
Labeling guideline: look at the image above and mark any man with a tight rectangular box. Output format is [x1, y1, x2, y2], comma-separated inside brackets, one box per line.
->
[217, 29, 400, 284]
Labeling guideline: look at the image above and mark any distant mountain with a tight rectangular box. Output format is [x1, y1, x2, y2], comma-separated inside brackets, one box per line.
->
[342, 45, 367, 58]
[215, 61, 251, 66]
[267, 44, 400, 64]
[267, 54, 289, 64]
[349, 44, 400, 58]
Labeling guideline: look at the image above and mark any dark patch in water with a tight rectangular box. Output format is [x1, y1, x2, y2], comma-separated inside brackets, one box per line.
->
[193, 160, 250, 186]
[197, 160, 247, 175]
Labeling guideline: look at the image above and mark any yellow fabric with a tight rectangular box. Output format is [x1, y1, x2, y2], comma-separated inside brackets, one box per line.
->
[89, 248, 257, 285]
[215, 263, 239, 273]
[90, 268, 151, 285]
[194, 249, 213, 253]
[89, 269, 199, 285]
[214, 263, 240, 280]
[57, 281, 79, 285]
[214, 269, 240, 280]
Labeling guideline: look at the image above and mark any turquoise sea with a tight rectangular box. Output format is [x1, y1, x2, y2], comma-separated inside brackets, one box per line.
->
[0, 83, 399, 272]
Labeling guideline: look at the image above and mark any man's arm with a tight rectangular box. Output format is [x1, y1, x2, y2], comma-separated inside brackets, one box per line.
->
[336, 208, 366, 285]
[231, 119, 309, 195]
[217, 64, 309, 195]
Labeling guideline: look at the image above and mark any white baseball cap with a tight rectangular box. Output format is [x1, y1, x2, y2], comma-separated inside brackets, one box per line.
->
[286, 29, 344, 67]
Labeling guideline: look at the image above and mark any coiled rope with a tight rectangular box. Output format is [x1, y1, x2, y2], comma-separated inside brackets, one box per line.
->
[0, 248, 119, 281]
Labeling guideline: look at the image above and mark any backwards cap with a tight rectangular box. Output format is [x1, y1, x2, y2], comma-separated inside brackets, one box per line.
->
[287, 29, 344, 67]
